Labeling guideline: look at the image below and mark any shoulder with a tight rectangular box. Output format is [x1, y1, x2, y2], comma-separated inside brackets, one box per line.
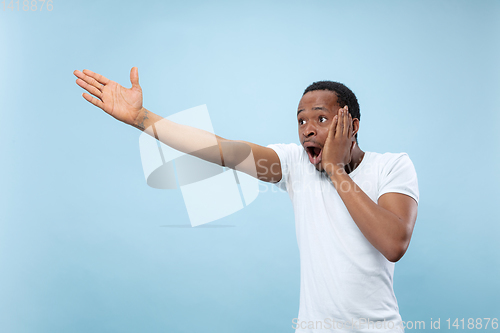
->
[266, 143, 305, 164]
[371, 151, 419, 203]
[367, 152, 415, 171]
[266, 143, 310, 191]
[267, 142, 302, 154]
[370, 151, 411, 162]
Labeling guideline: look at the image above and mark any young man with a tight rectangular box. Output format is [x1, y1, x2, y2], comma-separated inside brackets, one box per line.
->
[74, 67, 419, 332]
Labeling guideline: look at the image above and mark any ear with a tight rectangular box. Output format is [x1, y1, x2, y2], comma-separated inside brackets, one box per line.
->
[352, 118, 360, 138]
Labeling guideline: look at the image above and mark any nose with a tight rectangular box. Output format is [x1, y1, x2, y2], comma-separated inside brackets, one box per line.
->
[302, 123, 316, 138]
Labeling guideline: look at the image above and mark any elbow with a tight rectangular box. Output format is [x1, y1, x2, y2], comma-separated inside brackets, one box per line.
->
[384, 242, 409, 263]
[386, 252, 404, 263]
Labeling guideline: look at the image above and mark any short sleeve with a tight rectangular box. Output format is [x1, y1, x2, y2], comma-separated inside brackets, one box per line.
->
[266, 143, 301, 192]
[377, 153, 419, 203]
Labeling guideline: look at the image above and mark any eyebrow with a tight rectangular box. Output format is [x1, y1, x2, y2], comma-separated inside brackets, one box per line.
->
[297, 106, 329, 116]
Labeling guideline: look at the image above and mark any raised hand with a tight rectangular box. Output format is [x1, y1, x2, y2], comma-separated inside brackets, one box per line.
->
[321, 105, 356, 174]
[74, 67, 143, 126]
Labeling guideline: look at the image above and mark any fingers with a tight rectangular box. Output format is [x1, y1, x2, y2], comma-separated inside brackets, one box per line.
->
[330, 114, 338, 136]
[75, 77, 102, 99]
[345, 106, 352, 138]
[337, 105, 351, 137]
[349, 113, 353, 137]
[74, 69, 104, 94]
[336, 107, 344, 137]
[340, 106, 349, 135]
[82, 69, 110, 85]
[82, 92, 104, 109]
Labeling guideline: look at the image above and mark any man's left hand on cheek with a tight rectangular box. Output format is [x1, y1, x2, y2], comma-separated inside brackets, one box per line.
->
[321, 105, 356, 175]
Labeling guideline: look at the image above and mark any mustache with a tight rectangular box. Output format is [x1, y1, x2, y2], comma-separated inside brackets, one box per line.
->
[302, 140, 323, 147]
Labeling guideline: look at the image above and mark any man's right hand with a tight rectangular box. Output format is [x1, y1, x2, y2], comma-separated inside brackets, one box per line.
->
[74, 67, 283, 183]
[74, 67, 143, 126]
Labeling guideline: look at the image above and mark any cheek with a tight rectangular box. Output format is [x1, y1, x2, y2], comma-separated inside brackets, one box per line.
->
[318, 128, 330, 142]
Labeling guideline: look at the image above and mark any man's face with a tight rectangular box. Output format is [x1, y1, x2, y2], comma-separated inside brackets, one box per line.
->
[297, 90, 341, 171]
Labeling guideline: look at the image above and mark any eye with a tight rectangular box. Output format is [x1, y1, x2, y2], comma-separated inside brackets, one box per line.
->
[319, 116, 327, 123]
[298, 119, 306, 125]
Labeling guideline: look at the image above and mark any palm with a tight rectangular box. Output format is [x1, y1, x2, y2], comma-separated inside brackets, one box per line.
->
[74, 67, 143, 126]
[101, 80, 142, 124]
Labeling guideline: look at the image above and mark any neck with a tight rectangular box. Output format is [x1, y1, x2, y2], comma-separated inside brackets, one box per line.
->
[345, 143, 365, 174]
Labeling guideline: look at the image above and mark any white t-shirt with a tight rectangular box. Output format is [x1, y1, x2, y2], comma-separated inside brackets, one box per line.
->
[267, 143, 419, 333]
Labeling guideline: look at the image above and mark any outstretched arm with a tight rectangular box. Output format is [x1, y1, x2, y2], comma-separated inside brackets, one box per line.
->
[73, 67, 282, 183]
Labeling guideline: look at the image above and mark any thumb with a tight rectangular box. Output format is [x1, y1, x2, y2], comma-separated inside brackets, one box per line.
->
[130, 67, 140, 88]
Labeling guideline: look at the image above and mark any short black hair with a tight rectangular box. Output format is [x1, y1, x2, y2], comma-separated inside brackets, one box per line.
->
[303, 81, 360, 141]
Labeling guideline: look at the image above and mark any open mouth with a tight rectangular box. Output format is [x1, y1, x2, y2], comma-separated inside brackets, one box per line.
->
[306, 146, 322, 166]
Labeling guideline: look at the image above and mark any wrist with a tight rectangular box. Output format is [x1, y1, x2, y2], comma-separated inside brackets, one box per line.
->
[323, 161, 345, 178]
[132, 107, 148, 130]
[326, 165, 351, 193]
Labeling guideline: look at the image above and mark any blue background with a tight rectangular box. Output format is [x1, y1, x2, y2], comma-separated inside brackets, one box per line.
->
[1, 0, 499, 332]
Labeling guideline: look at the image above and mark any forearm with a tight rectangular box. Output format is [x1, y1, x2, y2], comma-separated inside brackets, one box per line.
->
[132, 107, 226, 166]
[131, 108, 281, 182]
[327, 168, 408, 262]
